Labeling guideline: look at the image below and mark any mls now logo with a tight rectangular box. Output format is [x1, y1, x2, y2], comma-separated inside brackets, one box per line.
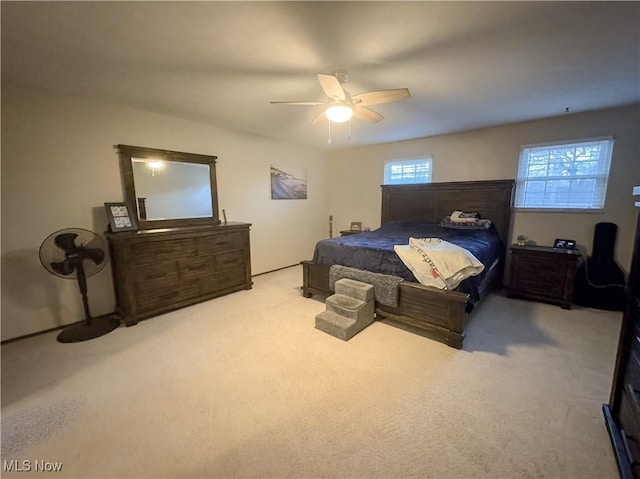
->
[3, 459, 63, 472]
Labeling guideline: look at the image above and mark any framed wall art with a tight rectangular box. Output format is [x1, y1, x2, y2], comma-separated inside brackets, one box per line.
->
[270, 165, 307, 200]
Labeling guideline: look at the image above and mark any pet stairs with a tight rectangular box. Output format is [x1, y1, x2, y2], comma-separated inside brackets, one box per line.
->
[315, 278, 375, 340]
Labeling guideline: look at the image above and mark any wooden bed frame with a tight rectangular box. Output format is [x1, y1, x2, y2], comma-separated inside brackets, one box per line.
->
[301, 179, 515, 349]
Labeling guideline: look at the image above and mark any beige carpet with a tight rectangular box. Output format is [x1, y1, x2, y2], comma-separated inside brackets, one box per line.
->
[1, 265, 622, 478]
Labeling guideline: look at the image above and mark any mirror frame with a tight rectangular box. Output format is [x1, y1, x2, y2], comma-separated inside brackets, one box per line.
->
[117, 144, 220, 230]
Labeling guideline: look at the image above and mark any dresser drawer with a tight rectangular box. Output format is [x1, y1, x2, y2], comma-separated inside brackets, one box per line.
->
[619, 390, 640, 468]
[215, 250, 245, 272]
[134, 261, 179, 283]
[200, 267, 247, 295]
[133, 262, 199, 313]
[198, 232, 246, 255]
[179, 249, 245, 278]
[180, 257, 212, 280]
[624, 348, 640, 414]
[633, 295, 640, 340]
[131, 238, 197, 264]
[135, 281, 200, 314]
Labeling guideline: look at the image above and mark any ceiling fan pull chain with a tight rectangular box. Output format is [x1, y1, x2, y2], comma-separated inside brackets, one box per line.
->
[348, 119, 351, 140]
[327, 120, 332, 144]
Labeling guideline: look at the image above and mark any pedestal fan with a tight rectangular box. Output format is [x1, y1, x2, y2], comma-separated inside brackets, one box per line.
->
[39, 228, 120, 343]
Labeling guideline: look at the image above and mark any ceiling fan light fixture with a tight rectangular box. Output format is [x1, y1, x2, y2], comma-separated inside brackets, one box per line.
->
[325, 103, 353, 123]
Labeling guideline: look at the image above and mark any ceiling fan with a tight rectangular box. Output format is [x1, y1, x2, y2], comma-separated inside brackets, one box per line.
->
[270, 69, 411, 125]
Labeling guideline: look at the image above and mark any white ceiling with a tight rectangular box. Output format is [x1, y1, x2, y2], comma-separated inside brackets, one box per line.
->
[2, 1, 639, 150]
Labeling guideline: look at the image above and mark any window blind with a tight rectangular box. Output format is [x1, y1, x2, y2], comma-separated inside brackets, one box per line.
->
[514, 138, 614, 210]
[384, 158, 432, 185]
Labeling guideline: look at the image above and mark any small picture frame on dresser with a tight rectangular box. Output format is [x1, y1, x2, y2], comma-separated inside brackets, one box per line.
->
[350, 221, 362, 232]
[105, 202, 138, 232]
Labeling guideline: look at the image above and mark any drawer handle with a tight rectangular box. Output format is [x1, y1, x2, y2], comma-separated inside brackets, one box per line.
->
[145, 272, 167, 280]
[628, 383, 640, 395]
[187, 264, 207, 271]
[159, 291, 179, 300]
[622, 430, 639, 464]
[156, 247, 179, 255]
[627, 384, 640, 409]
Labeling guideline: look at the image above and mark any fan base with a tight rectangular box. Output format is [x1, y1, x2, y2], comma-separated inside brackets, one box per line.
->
[57, 314, 121, 343]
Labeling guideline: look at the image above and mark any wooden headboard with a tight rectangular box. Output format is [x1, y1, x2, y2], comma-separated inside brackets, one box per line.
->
[381, 179, 515, 244]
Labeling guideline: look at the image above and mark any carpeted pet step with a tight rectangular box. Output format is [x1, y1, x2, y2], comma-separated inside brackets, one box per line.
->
[315, 309, 373, 341]
[326, 294, 370, 320]
[334, 278, 374, 302]
[315, 279, 376, 341]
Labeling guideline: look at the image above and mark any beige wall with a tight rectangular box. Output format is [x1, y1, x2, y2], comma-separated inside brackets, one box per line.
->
[327, 104, 640, 272]
[1, 83, 329, 341]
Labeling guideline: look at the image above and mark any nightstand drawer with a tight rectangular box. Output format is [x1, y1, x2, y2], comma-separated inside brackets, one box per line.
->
[511, 255, 566, 297]
[514, 278, 564, 298]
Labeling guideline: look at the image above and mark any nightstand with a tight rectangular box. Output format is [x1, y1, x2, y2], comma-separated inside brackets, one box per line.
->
[339, 230, 363, 236]
[508, 245, 582, 309]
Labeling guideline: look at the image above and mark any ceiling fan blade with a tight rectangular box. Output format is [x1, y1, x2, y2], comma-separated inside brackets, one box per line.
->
[352, 88, 411, 107]
[318, 74, 345, 100]
[311, 108, 327, 125]
[270, 101, 324, 106]
[352, 105, 383, 123]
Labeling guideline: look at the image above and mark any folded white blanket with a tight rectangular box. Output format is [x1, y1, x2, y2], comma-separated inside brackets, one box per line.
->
[394, 237, 484, 289]
[450, 210, 478, 224]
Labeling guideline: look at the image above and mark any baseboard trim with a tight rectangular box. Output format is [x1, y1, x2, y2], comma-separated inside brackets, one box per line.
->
[252, 264, 299, 277]
[1, 321, 82, 345]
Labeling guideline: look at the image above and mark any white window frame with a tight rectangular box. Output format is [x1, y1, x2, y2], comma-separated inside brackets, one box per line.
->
[514, 136, 614, 212]
[383, 157, 432, 185]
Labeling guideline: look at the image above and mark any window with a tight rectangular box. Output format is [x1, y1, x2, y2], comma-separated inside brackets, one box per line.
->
[384, 158, 432, 185]
[514, 137, 614, 211]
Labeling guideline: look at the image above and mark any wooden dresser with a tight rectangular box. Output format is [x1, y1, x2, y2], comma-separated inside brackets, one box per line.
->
[604, 187, 640, 479]
[508, 245, 582, 309]
[107, 222, 251, 325]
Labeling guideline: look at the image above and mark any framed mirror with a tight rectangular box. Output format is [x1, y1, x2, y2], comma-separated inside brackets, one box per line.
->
[117, 144, 220, 230]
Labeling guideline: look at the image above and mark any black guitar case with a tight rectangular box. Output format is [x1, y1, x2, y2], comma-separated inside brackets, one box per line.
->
[573, 222, 626, 311]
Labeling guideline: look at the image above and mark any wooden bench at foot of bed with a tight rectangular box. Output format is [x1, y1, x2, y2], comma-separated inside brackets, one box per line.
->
[301, 259, 503, 349]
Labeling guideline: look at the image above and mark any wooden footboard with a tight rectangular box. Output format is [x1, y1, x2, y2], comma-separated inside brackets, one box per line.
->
[301, 260, 331, 298]
[375, 282, 470, 348]
[301, 260, 502, 349]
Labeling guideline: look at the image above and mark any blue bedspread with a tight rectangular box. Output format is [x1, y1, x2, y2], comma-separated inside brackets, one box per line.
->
[313, 220, 504, 292]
